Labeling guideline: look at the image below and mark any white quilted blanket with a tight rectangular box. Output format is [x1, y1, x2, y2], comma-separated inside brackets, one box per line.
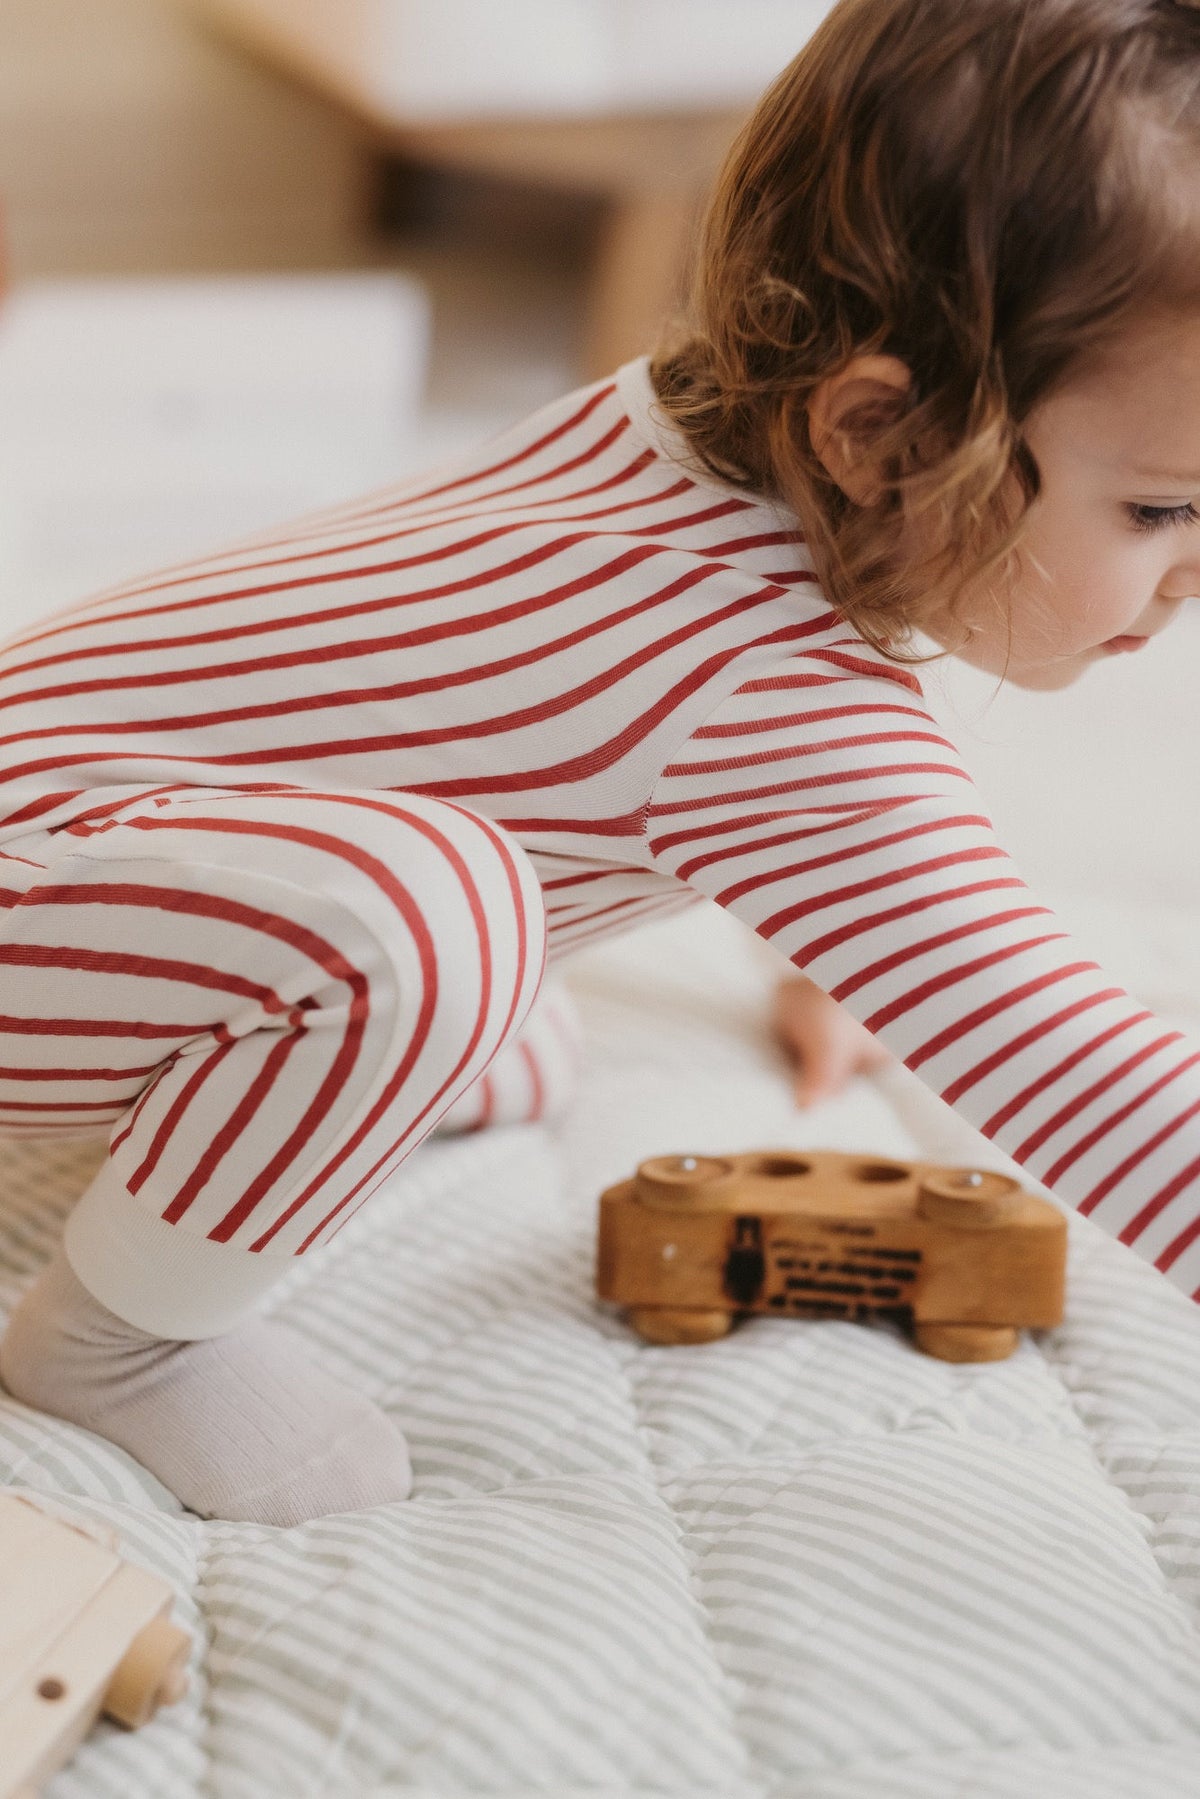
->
[3, 899, 1200, 1799]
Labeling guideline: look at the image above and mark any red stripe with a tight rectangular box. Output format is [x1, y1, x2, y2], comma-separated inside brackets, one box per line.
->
[666, 726, 960, 779]
[404, 616, 810, 798]
[1107, 1094, 1200, 1243]
[754, 846, 1011, 942]
[1049, 1053, 1200, 1209]
[151, 1032, 292, 1216]
[234, 401, 656, 548]
[388, 452, 684, 535]
[7, 870, 371, 1226]
[83, 799, 509, 1248]
[700, 644, 924, 696]
[1153, 1161, 1200, 1273]
[647, 797, 914, 859]
[225, 585, 792, 759]
[675, 809, 989, 886]
[540, 863, 647, 891]
[2, 549, 737, 793]
[61, 784, 195, 829]
[0, 1059, 161, 1081]
[265, 454, 685, 563]
[1004, 1019, 1176, 1157]
[476, 1069, 496, 1129]
[5, 469, 761, 689]
[648, 760, 974, 817]
[0, 934, 300, 1017]
[17, 447, 676, 636]
[495, 810, 646, 837]
[828, 900, 1050, 1009]
[935, 985, 1144, 1108]
[3, 558, 754, 772]
[627, 498, 753, 538]
[546, 891, 666, 928]
[544, 890, 690, 953]
[275, 390, 623, 533]
[735, 663, 883, 691]
[12, 781, 290, 847]
[0, 845, 49, 873]
[406, 414, 632, 511]
[0, 1011, 201, 1040]
[691, 699, 934, 739]
[235, 414, 637, 561]
[381, 381, 616, 503]
[232, 808, 467, 1246]
[706, 530, 808, 556]
[315, 793, 542, 1246]
[517, 1039, 546, 1120]
[299, 450, 684, 569]
[0, 526, 606, 694]
[887, 949, 1089, 1064]
[802, 648, 925, 693]
[0, 1097, 139, 1113]
[0, 515, 806, 717]
[0, 790, 95, 835]
[412, 447, 671, 523]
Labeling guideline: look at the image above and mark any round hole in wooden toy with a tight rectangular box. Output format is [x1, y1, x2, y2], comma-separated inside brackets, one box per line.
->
[743, 1154, 812, 1178]
[852, 1161, 908, 1183]
[36, 1677, 66, 1701]
[103, 1615, 191, 1729]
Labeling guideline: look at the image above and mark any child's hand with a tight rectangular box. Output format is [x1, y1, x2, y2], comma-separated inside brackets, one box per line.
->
[771, 975, 894, 1107]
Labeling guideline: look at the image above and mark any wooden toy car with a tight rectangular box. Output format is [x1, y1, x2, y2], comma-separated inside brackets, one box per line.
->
[596, 1149, 1067, 1362]
[0, 1491, 191, 1799]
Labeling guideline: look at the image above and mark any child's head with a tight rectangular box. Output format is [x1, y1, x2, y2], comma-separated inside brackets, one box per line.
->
[651, 0, 1200, 690]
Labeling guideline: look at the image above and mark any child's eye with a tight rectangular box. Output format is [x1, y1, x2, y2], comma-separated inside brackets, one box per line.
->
[1126, 501, 1200, 534]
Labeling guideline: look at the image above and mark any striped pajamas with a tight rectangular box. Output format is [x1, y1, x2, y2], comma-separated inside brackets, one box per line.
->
[1, 353, 1198, 1337]
[0, 787, 548, 1335]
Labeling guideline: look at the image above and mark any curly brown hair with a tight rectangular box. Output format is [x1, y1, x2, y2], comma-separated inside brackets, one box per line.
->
[650, 0, 1200, 665]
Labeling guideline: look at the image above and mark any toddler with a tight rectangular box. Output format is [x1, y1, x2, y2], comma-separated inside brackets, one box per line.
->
[3, 0, 1200, 1525]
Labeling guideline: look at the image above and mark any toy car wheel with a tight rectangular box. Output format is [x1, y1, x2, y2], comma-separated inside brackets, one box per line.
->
[914, 1322, 1020, 1363]
[103, 1614, 190, 1729]
[627, 1305, 735, 1344]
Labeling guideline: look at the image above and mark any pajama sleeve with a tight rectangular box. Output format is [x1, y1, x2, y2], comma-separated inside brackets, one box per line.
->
[641, 656, 1200, 1297]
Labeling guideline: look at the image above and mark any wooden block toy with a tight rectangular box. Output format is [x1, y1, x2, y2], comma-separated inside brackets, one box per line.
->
[0, 1491, 191, 1799]
[596, 1149, 1067, 1361]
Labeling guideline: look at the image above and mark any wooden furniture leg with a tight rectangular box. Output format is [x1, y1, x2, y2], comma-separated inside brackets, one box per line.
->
[582, 185, 704, 380]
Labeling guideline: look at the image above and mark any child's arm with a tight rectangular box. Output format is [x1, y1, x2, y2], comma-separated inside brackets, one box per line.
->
[642, 655, 1200, 1296]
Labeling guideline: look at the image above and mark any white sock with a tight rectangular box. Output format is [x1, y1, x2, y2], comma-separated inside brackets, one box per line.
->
[0, 1242, 413, 1525]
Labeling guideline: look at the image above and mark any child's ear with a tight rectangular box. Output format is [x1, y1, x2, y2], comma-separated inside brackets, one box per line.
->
[806, 354, 914, 506]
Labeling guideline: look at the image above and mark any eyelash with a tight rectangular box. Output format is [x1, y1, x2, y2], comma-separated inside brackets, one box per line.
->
[1127, 502, 1200, 535]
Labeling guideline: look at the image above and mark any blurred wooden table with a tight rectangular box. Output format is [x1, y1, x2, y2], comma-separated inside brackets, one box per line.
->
[188, 0, 749, 378]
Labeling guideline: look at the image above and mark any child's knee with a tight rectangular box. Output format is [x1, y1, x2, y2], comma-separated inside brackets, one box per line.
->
[418, 815, 548, 1068]
[344, 803, 550, 1128]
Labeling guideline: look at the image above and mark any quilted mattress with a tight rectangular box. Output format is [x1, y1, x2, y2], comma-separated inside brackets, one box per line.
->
[2, 898, 1199, 1799]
